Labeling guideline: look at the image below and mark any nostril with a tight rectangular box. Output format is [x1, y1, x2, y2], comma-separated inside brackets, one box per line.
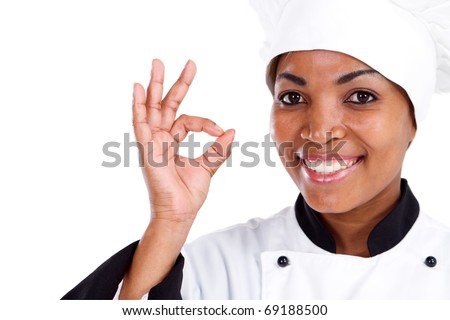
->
[301, 125, 346, 144]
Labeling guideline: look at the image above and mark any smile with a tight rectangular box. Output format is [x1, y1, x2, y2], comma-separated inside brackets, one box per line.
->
[303, 158, 360, 175]
[300, 156, 363, 184]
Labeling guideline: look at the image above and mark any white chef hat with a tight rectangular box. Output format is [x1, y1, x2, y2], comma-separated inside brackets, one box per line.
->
[250, 0, 450, 121]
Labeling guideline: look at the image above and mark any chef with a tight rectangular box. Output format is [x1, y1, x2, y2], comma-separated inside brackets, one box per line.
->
[62, 0, 450, 299]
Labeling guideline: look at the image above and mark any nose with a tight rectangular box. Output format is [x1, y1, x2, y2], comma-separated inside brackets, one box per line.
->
[300, 102, 346, 144]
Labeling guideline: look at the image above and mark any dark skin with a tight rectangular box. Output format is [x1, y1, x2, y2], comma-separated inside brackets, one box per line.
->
[271, 50, 416, 257]
[121, 50, 416, 298]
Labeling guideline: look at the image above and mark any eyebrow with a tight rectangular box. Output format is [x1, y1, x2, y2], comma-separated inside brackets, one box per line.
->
[336, 69, 379, 85]
[276, 72, 307, 86]
[276, 69, 380, 87]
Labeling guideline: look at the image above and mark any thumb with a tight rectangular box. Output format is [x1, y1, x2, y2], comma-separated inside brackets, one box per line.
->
[197, 129, 235, 177]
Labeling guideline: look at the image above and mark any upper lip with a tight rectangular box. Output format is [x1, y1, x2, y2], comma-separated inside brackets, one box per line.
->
[296, 153, 362, 162]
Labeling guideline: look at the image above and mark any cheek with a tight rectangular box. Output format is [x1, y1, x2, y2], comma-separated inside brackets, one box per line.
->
[349, 97, 411, 140]
[353, 110, 412, 173]
[270, 111, 296, 156]
[270, 109, 303, 174]
[269, 107, 282, 141]
[270, 109, 300, 151]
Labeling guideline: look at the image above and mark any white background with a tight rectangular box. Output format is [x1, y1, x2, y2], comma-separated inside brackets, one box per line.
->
[0, 0, 449, 303]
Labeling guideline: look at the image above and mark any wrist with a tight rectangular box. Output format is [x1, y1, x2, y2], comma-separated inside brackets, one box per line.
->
[148, 216, 194, 239]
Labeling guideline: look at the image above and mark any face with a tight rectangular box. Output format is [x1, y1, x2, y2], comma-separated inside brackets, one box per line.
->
[271, 50, 416, 214]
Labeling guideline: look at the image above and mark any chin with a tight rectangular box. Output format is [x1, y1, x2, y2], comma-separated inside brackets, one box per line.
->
[301, 187, 359, 214]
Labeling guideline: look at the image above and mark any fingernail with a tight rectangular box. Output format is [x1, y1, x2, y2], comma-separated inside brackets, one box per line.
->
[152, 59, 160, 72]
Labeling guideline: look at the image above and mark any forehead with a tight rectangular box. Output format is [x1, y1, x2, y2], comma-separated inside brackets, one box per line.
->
[277, 50, 374, 76]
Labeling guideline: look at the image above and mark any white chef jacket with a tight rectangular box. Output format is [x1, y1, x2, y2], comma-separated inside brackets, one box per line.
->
[95, 180, 450, 300]
[180, 206, 450, 299]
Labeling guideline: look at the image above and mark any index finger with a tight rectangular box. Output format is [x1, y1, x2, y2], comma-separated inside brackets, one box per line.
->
[160, 60, 197, 131]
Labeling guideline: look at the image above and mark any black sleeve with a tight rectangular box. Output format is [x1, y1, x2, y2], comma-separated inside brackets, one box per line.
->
[61, 240, 184, 300]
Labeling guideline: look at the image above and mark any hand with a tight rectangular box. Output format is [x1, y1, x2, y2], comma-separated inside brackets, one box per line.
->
[121, 59, 234, 299]
[133, 59, 235, 227]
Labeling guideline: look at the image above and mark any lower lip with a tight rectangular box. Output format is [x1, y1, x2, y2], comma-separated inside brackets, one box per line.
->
[301, 158, 363, 184]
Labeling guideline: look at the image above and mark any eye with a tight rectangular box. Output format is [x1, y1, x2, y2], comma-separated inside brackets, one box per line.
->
[279, 92, 306, 105]
[346, 91, 377, 104]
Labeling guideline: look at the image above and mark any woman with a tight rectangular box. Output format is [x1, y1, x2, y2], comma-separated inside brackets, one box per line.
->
[63, 0, 450, 299]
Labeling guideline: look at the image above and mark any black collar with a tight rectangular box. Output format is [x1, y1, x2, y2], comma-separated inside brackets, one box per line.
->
[294, 179, 420, 257]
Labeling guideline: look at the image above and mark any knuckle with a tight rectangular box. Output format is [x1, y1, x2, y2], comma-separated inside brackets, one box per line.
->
[164, 98, 182, 110]
[200, 155, 215, 177]
[179, 76, 192, 87]
[149, 102, 162, 110]
[210, 143, 225, 157]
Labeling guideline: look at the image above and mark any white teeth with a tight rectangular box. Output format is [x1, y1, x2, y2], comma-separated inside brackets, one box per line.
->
[333, 161, 342, 171]
[304, 158, 359, 174]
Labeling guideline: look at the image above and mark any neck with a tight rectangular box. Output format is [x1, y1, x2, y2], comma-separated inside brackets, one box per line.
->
[318, 179, 401, 257]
